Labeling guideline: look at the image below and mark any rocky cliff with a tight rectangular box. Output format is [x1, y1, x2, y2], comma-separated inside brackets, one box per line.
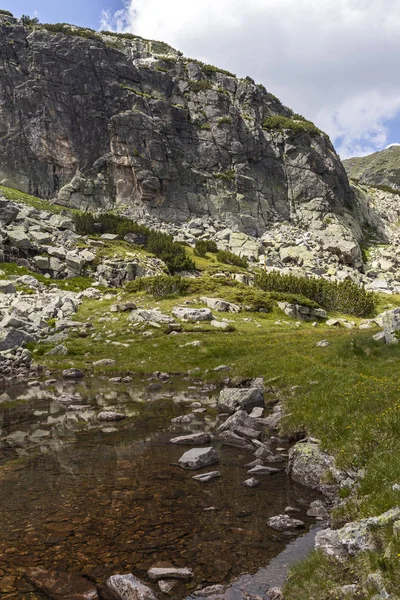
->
[0, 16, 360, 245]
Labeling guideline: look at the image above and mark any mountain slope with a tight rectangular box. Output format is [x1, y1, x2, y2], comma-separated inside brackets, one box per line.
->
[343, 145, 400, 192]
[0, 16, 358, 242]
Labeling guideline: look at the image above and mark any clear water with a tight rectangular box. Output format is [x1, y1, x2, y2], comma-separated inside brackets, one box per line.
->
[0, 377, 320, 598]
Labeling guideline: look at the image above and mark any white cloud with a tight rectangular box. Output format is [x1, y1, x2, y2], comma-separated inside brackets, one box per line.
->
[101, 0, 400, 158]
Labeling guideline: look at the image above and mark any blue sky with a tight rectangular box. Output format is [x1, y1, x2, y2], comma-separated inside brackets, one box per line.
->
[4, 0, 400, 159]
[3, 0, 114, 29]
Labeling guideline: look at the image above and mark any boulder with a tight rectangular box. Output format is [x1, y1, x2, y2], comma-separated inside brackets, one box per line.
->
[172, 306, 213, 322]
[0, 198, 19, 225]
[0, 327, 34, 351]
[200, 297, 240, 313]
[177, 447, 219, 470]
[381, 308, 400, 344]
[62, 368, 84, 379]
[287, 440, 343, 497]
[267, 514, 305, 531]
[107, 573, 157, 600]
[128, 309, 174, 324]
[98, 411, 127, 422]
[219, 430, 254, 449]
[27, 567, 99, 600]
[170, 432, 212, 445]
[7, 227, 31, 249]
[0, 280, 16, 294]
[217, 387, 264, 414]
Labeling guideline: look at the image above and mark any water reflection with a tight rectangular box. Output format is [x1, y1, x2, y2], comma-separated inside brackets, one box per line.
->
[0, 378, 320, 598]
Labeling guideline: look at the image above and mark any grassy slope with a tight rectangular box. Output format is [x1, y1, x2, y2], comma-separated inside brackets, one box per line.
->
[343, 146, 400, 190]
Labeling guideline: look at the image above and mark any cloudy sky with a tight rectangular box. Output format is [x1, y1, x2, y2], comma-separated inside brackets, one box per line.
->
[7, 0, 400, 158]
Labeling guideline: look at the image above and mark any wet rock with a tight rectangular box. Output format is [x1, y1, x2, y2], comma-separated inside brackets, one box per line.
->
[171, 414, 194, 424]
[107, 573, 157, 600]
[177, 447, 219, 470]
[27, 567, 99, 600]
[287, 440, 340, 495]
[254, 444, 285, 463]
[219, 430, 254, 449]
[172, 306, 213, 322]
[247, 465, 280, 476]
[217, 387, 264, 414]
[62, 368, 84, 379]
[218, 409, 263, 435]
[243, 477, 260, 488]
[98, 411, 127, 422]
[170, 432, 212, 445]
[193, 471, 220, 482]
[147, 567, 193, 581]
[267, 515, 305, 531]
[158, 579, 177, 595]
[192, 584, 225, 597]
[307, 500, 329, 519]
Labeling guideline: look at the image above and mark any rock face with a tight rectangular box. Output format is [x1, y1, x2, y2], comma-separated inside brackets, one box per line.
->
[0, 18, 360, 243]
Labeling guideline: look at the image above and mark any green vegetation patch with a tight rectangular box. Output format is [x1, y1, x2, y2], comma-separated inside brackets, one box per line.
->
[256, 271, 376, 317]
[217, 249, 248, 269]
[0, 9, 13, 16]
[194, 240, 218, 257]
[262, 115, 323, 136]
[0, 185, 67, 214]
[188, 79, 213, 93]
[73, 212, 195, 274]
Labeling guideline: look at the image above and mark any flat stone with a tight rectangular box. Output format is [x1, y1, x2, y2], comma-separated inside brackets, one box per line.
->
[147, 567, 193, 581]
[177, 447, 219, 470]
[171, 414, 194, 424]
[107, 573, 157, 600]
[93, 359, 117, 366]
[192, 471, 220, 482]
[248, 465, 280, 475]
[27, 567, 99, 600]
[243, 477, 260, 488]
[219, 430, 254, 449]
[170, 432, 212, 445]
[172, 306, 213, 322]
[98, 411, 127, 422]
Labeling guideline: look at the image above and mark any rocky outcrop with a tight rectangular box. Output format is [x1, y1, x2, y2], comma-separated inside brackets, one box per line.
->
[0, 18, 360, 248]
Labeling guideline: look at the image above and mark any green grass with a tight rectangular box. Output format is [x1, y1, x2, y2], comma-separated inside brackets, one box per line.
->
[0, 185, 69, 213]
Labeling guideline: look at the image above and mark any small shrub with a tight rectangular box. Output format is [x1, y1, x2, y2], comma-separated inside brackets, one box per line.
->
[229, 288, 272, 311]
[199, 122, 211, 130]
[21, 14, 39, 26]
[126, 275, 189, 298]
[217, 250, 248, 269]
[213, 169, 236, 181]
[194, 240, 218, 257]
[267, 292, 320, 310]
[262, 115, 322, 136]
[255, 271, 376, 317]
[42, 23, 99, 41]
[189, 79, 213, 93]
[0, 9, 13, 16]
[217, 116, 232, 127]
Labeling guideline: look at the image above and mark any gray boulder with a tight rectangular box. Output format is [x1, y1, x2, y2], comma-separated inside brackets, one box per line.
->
[200, 297, 240, 313]
[170, 432, 212, 445]
[0, 327, 34, 351]
[172, 306, 213, 322]
[128, 309, 174, 324]
[0, 198, 19, 225]
[267, 514, 305, 531]
[218, 387, 264, 414]
[0, 280, 16, 294]
[381, 308, 400, 344]
[147, 567, 193, 581]
[98, 411, 127, 422]
[107, 573, 157, 600]
[177, 447, 219, 470]
[287, 440, 338, 495]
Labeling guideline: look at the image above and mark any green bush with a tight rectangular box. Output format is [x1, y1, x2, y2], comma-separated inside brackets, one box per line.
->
[217, 116, 232, 127]
[262, 115, 322, 136]
[267, 292, 320, 310]
[73, 212, 194, 274]
[21, 14, 39, 25]
[194, 240, 218, 257]
[0, 9, 13, 16]
[126, 275, 189, 298]
[213, 169, 236, 181]
[228, 288, 273, 312]
[189, 79, 213, 93]
[42, 23, 99, 40]
[255, 271, 376, 317]
[217, 250, 248, 269]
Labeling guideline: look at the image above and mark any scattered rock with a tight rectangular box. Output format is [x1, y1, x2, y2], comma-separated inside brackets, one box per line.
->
[147, 567, 193, 581]
[170, 432, 212, 445]
[107, 573, 157, 600]
[177, 447, 219, 470]
[62, 368, 84, 379]
[98, 411, 127, 422]
[267, 514, 305, 531]
[172, 307, 213, 322]
[217, 387, 264, 414]
[243, 477, 260, 488]
[193, 471, 220, 482]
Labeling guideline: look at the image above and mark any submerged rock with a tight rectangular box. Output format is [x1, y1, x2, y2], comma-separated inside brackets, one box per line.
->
[192, 471, 220, 482]
[27, 567, 99, 600]
[147, 567, 193, 581]
[170, 432, 212, 445]
[107, 573, 157, 600]
[177, 447, 219, 470]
